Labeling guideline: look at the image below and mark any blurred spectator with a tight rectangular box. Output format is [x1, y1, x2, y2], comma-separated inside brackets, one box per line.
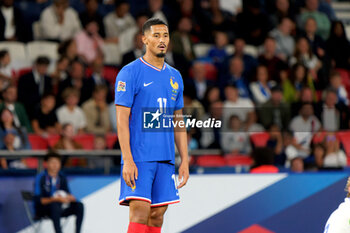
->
[250, 147, 279, 173]
[121, 32, 144, 67]
[165, 42, 190, 79]
[291, 86, 317, 117]
[201, 86, 221, 112]
[50, 56, 70, 94]
[220, 57, 249, 98]
[282, 63, 316, 103]
[198, 0, 235, 42]
[208, 31, 229, 65]
[57, 59, 93, 106]
[290, 37, 321, 76]
[221, 115, 251, 154]
[171, 17, 195, 62]
[82, 85, 111, 135]
[188, 62, 214, 100]
[0, 85, 32, 132]
[322, 133, 347, 168]
[250, 65, 274, 105]
[287, 102, 321, 166]
[147, 0, 168, 24]
[0, 108, 30, 150]
[258, 37, 287, 81]
[88, 135, 108, 168]
[0, 50, 14, 90]
[33, 151, 84, 233]
[258, 85, 290, 130]
[315, 88, 349, 131]
[74, 19, 104, 64]
[269, 17, 295, 60]
[17, 56, 52, 119]
[58, 39, 78, 62]
[0, 0, 27, 42]
[32, 93, 60, 136]
[244, 110, 264, 133]
[303, 17, 325, 58]
[200, 100, 223, 149]
[56, 88, 87, 134]
[79, 0, 105, 38]
[290, 157, 304, 172]
[54, 123, 82, 149]
[266, 124, 285, 165]
[219, 0, 242, 15]
[103, 0, 137, 49]
[318, 0, 336, 21]
[269, 0, 297, 27]
[326, 71, 348, 106]
[222, 85, 254, 129]
[297, 0, 330, 40]
[313, 143, 325, 169]
[236, 0, 271, 46]
[325, 21, 350, 70]
[39, 0, 82, 41]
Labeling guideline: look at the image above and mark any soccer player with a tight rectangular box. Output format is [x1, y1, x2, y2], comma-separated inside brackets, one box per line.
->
[324, 177, 350, 233]
[115, 18, 189, 233]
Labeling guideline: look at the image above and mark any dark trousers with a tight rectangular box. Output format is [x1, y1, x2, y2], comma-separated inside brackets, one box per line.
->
[36, 202, 84, 233]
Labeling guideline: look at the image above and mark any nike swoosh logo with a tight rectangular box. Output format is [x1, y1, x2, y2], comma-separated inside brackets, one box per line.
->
[144, 82, 153, 87]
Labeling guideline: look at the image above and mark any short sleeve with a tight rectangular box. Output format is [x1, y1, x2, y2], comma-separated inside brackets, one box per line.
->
[115, 67, 135, 108]
[175, 74, 184, 110]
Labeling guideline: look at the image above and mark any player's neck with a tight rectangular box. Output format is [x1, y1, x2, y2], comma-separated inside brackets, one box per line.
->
[142, 53, 165, 70]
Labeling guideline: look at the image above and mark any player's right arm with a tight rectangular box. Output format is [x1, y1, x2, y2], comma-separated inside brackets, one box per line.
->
[116, 105, 138, 188]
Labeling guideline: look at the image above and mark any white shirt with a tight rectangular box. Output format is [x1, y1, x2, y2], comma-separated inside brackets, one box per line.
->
[222, 98, 254, 129]
[56, 105, 87, 132]
[323, 150, 347, 168]
[324, 198, 350, 233]
[289, 115, 321, 150]
[1, 6, 15, 39]
[322, 106, 339, 131]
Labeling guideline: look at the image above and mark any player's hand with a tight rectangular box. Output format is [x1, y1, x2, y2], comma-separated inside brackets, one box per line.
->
[122, 160, 138, 188]
[177, 160, 189, 189]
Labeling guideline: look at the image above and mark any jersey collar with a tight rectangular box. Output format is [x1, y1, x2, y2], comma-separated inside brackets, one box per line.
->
[140, 57, 166, 72]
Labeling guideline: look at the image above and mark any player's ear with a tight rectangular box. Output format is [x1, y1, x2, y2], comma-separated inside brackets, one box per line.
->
[142, 34, 148, 45]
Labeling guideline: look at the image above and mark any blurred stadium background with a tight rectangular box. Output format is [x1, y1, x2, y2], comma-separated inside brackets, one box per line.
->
[1, 0, 350, 232]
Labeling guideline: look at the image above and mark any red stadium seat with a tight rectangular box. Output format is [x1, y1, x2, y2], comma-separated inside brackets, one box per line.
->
[196, 155, 226, 167]
[105, 133, 118, 149]
[28, 134, 48, 150]
[73, 134, 95, 150]
[47, 134, 61, 148]
[23, 158, 38, 169]
[103, 66, 119, 84]
[312, 131, 327, 144]
[225, 155, 253, 166]
[250, 132, 270, 147]
[189, 62, 218, 81]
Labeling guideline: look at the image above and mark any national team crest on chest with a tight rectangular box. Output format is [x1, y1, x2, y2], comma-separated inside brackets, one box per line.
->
[170, 76, 178, 101]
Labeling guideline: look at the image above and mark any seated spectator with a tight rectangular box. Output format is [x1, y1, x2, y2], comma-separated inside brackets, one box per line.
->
[56, 88, 87, 134]
[103, 0, 137, 50]
[315, 88, 349, 131]
[297, 0, 331, 40]
[303, 17, 325, 58]
[258, 37, 288, 81]
[250, 147, 279, 173]
[58, 39, 78, 62]
[266, 124, 285, 166]
[50, 56, 70, 94]
[17, 56, 52, 119]
[32, 93, 60, 136]
[269, 17, 295, 61]
[269, 0, 297, 27]
[79, 0, 105, 38]
[286, 102, 321, 166]
[244, 111, 264, 133]
[82, 85, 111, 135]
[0, 50, 14, 91]
[147, 0, 168, 24]
[34, 151, 84, 233]
[221, 115, 251, 154]
[250, 65, 274, 105]
[220, 57, 250, 98]
[290, 37, 321, 77]
[54, 123, 82, 151]
[282, 63, 316, 103]
[291, 86, 317, 117]
[290, 157, 304, 172]
[222, 85, 254, 129]
[322, 133, 347, 168]
[0, 108, 30, 150]
[39, 0, 81, 41]
[325, 21, 350, 70]
[208, 31, 229, 65]
[200, 101, 223, 149]
[57, 59, 93, 106]
[326, 71, 348, 106]
[121, 32, 145, 67]
[75, 19, 104, 64]
[0, 85, 32, 132]
[188, 62, 214, 100]
[171, 17, 195, 61]
[0, 0, 27, 42]
[165, 42, 190, 79]
[313, 143, 325, 169]
[258, 85, 290, 130]
[236, 0, 271, 46]
[201, 85, 221, 112]
[88, 135, 108, 168]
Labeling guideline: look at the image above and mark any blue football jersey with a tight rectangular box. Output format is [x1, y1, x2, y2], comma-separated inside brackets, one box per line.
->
[115, 57, 184, 164]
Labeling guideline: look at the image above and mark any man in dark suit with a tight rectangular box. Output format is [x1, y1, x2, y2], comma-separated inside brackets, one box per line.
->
[18, 56, 52, 119]
[120, 32, 144, 68]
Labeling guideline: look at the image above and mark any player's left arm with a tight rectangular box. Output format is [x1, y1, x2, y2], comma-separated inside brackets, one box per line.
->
[174, 109, 189, 189]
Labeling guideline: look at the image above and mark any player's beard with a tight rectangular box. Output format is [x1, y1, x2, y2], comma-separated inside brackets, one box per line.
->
[156, 52, 166, 58]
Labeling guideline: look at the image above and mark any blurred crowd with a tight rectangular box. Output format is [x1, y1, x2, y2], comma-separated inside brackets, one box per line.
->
[0, 0, 350, 172]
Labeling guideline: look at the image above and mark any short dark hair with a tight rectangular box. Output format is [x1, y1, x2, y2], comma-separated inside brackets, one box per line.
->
[35, 56, 50, 65]
[0, 50, 9, 59]
[142, 18, 168, 35]
[44, 150, 62, 162]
